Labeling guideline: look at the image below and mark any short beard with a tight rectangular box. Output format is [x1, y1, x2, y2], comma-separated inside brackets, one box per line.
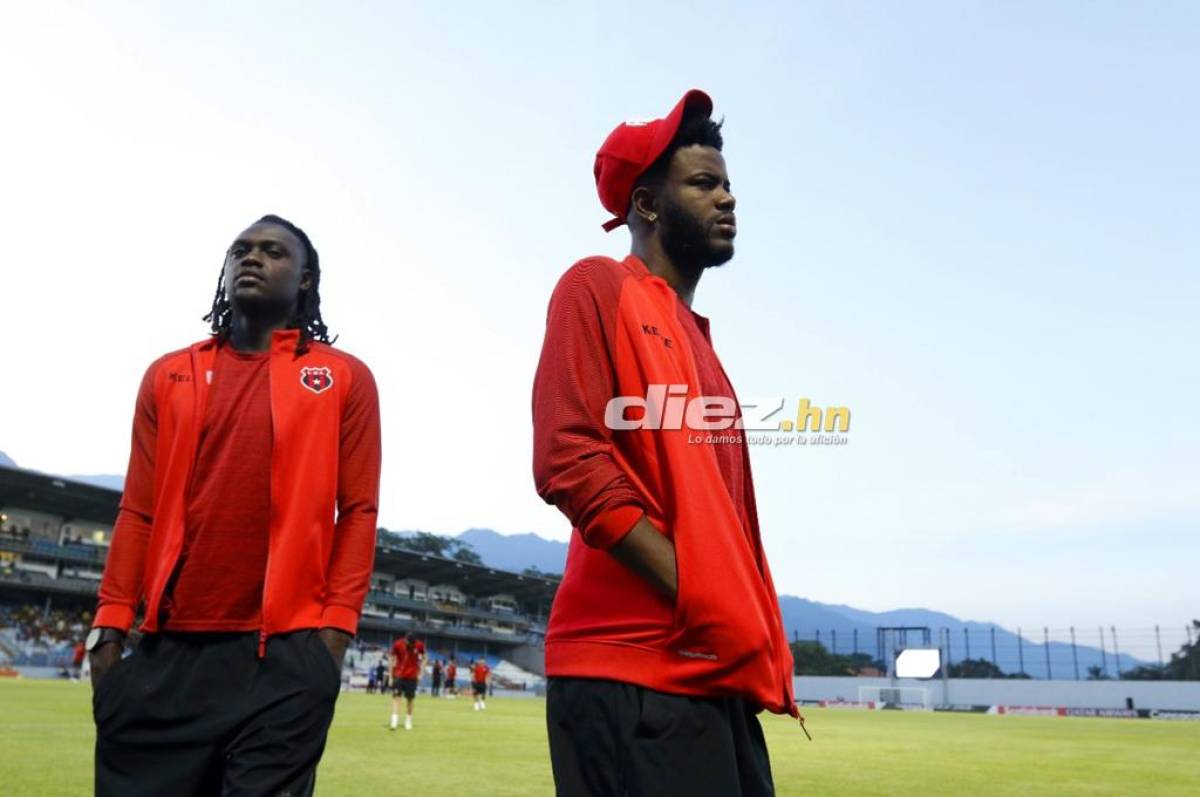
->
[659, 196, 734, 272]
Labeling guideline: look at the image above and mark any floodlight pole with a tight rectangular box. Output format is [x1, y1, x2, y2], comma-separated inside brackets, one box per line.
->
[1017, 627, 1025, 676]
[1070, 626, 1080, 680]
[1111, 626, 1121, 679]
[963, 627, 970, 662]
[941, 627, 950, 706]
[1155, 625, 1164, 668]
[990, 627, 997, 675]
[1099, 627, 1108, 677]
[1044, 627, 1052, 679]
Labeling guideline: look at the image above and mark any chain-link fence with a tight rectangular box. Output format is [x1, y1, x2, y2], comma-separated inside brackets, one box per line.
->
[790, 623, 1198, 680]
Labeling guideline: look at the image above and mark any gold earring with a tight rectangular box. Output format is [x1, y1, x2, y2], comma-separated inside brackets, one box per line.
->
[647, 213, 658, 223]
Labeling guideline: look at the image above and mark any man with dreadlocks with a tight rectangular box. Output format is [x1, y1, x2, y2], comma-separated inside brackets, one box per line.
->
[87, 215, 381, 796]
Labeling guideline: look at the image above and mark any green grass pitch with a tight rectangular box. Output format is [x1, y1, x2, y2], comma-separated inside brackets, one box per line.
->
[3, 680, 1198, 795]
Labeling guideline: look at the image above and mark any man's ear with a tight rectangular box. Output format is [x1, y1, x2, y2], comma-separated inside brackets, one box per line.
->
[630, 184, 659, 226]
[299, 269, 313, 293]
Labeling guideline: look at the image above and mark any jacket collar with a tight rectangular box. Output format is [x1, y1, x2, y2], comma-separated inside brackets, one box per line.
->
[624, 254, 712, 337]
[193, 328, 303, 356]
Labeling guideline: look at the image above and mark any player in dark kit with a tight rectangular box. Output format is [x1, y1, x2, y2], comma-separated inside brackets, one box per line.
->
[375, 659, 388, 694]
[431, 658, 444, 696]
[471, 658, 490, 711]
[390, 633, 425, 730]
[532, 91, 800, 795]
[446, 659, 458, 697]
[89, 215, 382, 796]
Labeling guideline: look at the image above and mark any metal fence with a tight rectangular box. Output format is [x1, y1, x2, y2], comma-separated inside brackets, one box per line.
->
[790, 624, 1197, 680]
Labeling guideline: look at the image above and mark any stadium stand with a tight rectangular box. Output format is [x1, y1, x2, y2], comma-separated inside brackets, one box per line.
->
[0, 464, 556, 684]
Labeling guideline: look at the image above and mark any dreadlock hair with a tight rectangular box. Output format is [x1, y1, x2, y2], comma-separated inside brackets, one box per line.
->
[635, 112, 725, 194]
[203, 214, 335, 357]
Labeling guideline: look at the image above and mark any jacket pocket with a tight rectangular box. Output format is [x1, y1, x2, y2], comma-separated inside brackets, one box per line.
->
[668, 521, 774, 669]
[305, 631, 343, 695]
[91, 651, 135, 724]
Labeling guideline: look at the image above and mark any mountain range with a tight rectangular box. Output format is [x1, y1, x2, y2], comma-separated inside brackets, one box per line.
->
[0, 453, 124, 491]
[450, 528, 1146, 677]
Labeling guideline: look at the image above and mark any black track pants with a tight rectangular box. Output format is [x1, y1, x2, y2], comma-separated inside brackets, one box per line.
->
[93, 630, 341, 797]
[546, 677, 774, 797]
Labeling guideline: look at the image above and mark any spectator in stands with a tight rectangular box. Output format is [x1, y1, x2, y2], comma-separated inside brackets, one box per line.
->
[88, 215, 381, 796]
[531, 91, 800, 795]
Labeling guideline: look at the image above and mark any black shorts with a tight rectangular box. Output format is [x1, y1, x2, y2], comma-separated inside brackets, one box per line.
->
[94, 630, 340, 797]
[472, 681, 487, 697]
[546, 677, 773, 796]
[393, 678, 417, 699]
[447, 678, 456, 689]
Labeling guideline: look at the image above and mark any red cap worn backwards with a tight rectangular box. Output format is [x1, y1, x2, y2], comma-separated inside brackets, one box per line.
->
[594, 89, 714, 232]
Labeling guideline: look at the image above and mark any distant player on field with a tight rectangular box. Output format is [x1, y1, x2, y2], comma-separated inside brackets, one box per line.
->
[72, 639, 86, 681]
[431, 658, 444, 696]
[471, 658, 490, 711]
[446, 659, 458, 696]
[390, 633, 425, 730]
[375, 658, 387, 694]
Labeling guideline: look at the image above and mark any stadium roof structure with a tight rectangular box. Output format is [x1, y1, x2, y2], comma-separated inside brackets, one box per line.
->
[0, 465, 560, 605]
[0, 466, 120, 524]
[374, 536, 559, 604]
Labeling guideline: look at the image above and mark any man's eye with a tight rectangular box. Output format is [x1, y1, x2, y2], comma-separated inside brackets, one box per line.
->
[231, 246, 247, 256]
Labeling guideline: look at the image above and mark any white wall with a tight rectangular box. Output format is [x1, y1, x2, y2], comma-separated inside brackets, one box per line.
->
[14, 559, 57, 578]
[59, 520, 112, 545]
[394, 578, 428, 600]
[795, 675, 1200, 711]
[429, 584, 465, 603]
[1, 508, 63, 539]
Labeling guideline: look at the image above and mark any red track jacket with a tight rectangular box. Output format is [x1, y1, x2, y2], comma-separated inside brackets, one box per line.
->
[94, 330, 381, 650]
[532, 255, 796, 716]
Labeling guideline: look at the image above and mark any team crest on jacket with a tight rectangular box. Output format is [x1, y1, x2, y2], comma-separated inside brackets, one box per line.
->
[300, 366, 334, 394]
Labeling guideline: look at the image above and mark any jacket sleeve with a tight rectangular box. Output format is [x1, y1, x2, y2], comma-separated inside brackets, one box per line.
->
[532, 261, 646, 550]
[321, 359, 382, 634]
[93, 362, 159, 631]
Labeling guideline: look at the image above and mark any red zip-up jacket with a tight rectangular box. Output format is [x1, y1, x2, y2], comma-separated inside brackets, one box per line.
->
[94, 330, 381, 651]
[532, 255, 796, 716]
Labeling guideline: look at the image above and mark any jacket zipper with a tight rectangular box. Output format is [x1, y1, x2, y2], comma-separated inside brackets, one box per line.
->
[258, 342, 278, 659]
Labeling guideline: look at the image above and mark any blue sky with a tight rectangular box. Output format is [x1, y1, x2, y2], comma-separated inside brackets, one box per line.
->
[0, 1, 1195, 633]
